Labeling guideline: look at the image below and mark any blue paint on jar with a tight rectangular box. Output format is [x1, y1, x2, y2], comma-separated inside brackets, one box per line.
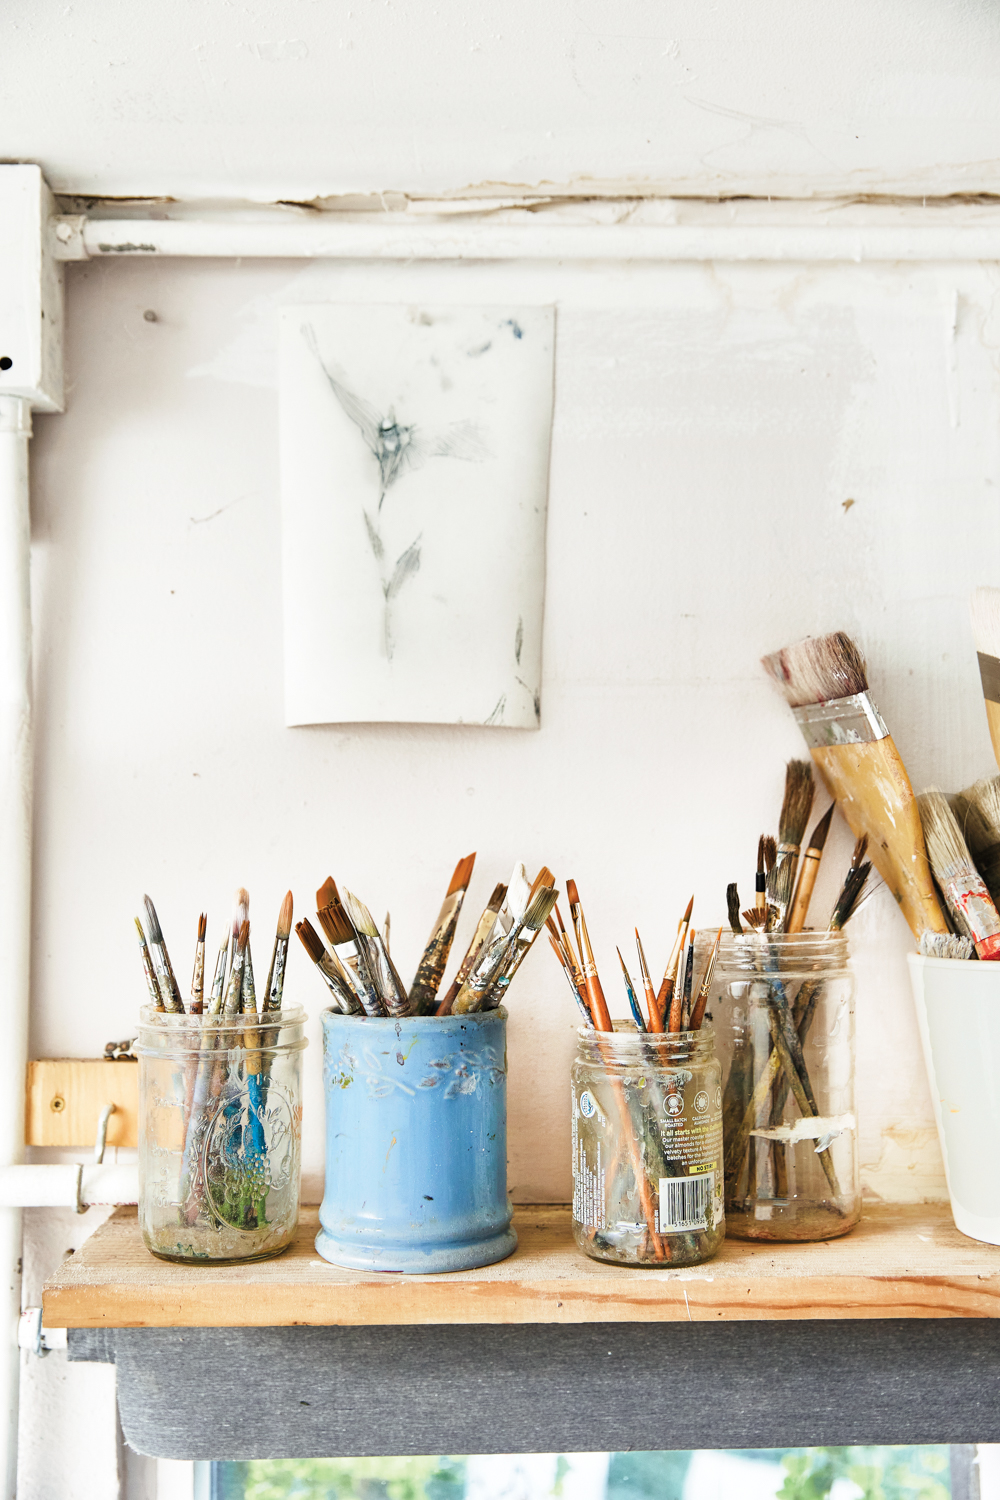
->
[316, 1006, 517, 1273]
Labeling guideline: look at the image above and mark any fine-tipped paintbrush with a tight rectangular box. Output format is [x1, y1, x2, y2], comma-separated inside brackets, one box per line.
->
[565, 880, 613, 1031]
[762, 631, 948, 941]
[135, 918, 162, 1009]
[755, 836, 768, 913]
[771, 760, 815, 929]
[971, 588, 1000, 773]
[143, 896, 185, 1013]
[786, 804, 834, 934]
[634, 930, 659, 1032]
[552, 932, 593, 1025]
[670, 928, 696, 1032]
[918, 787, 1000, 960]
[206, 932, 229, 1015]
[547, 903, 589, 1017]
[408, 852, 476, 1014]
[617, 948, 647, 1032]
[296, 918, 366, 1014]
[189, 913, 207, 1014]
[263, 891, 294, 1013]
[436, 881, 507, 1016]
[690, 928, 722, 1032]
[955, 776, 1000, 909]
[343, 889, 410, 1016]
[654, 895, 694, 1026]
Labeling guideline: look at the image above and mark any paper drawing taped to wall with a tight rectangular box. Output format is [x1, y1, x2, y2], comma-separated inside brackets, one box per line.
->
[279, 304, 554, 728]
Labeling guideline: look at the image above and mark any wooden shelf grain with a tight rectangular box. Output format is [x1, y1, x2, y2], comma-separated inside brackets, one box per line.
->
[42, 1203, 1000, 1329]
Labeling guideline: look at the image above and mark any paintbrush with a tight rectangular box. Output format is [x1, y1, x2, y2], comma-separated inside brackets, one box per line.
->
[763, 631, 948, 941]
[454, 884, 555, 1013]
[482, 885, 560, 1008]
[690, 928, 722, 1031]
[436, 881, 507, 1015]
[755, 836, 768, 912]
[343, 889, 410, 1016]
[786, 804, 835, 933]
[955, 776, 1000, 909]
[971, 588, 1000, 773]
[316, 877, 380, 1012]
[296, 918, 366, 1014]
[765, 859, 793, 933]
[726, 884, 744, 935]
[634, 930, 660, 1032]
[222, 920, 249, 1016]
[920, 931, 975, 959]
[617, 948, 647, 1032]
[143, 896, 185, 1013]
[408, 852, 476, 1014]
[552, 933, 594, 1025]
[231, 887, 249, 973]
[918, 787, 1000, 960]
[188, 913, 206, 1014]
[206, 932, 229, 1015]
[771, 760, 815, 929]
[135, 917, 163, 1009]
[565, 880, 613, 1031]
[676, 928, 697, 1031]
[654, 895, 694, 1027]
[263, 891, 294, 1012]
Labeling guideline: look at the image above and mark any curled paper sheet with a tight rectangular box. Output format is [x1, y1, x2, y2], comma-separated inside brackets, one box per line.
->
[751, 1112, 856, 1154]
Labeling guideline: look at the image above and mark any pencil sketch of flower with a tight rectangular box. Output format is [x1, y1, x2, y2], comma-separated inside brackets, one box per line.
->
[303, 324, 488, 660]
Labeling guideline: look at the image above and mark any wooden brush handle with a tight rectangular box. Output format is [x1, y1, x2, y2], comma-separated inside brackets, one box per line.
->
[786, 850, 820, 934]
[986, 700, 1000, 776]
[810, 736, 948, 939]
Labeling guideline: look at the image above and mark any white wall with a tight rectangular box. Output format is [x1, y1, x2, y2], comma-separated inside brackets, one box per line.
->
[6, 0, 1000, 201]
[27, 251, 1000, 1209]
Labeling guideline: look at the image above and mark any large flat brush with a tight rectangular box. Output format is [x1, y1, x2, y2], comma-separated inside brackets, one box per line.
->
[955, 776, 1000, 908]
[918, 787, 1000, 960]
[408, 852, 476, 1014]
[971, 588, 1000, 773]
[762, 631, 947, 941]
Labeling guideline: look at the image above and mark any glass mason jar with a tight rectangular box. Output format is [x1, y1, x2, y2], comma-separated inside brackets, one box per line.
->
[137, 1005, 306, 1263]
[707, 931, 859, 1242]
[571, 1024, 725, 1268]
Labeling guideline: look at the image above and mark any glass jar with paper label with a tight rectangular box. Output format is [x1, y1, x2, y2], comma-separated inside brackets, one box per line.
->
[571, 1024, 725, 1267]
[706, 931, 859, 1242]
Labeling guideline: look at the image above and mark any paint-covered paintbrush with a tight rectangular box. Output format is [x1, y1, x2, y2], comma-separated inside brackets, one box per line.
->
[565, 880, 613, 1031]
[296, 918, 366, 1014]
[408, 852, 476, 1014]
[762, 631, 948, 941]
[617, 948, 647, 1032]
[654, 895, 693, 1027]
[771, 760, 815, 929]
[552, 932, 594, 1025]
[263, 891, 294, 1012]
[690, 928, 722, 1032]
[955, 776, 1000, 909]
[143, 896, 185, 1013]
[135, 917, 163, 1009]
[670, 928, 696, 1032]
[316, 877, 379, 1012]
[343, 889, 410, 1016]
[786, 804, 834, 934]
[726, 884, 744, 935]
[454, 883, 554, 1014]
[206, 932, 229, 1015]
[436, 881, 507, 1015]
[918, 787, 1000, 959]
[755, 836, 768, 913]
[189, 913, 207, 1014]
[482, 885, 560, 1008]
[222, 920, 250, 1016]
[634, 930, 660, 1033]
[971, 588, 1000, 773]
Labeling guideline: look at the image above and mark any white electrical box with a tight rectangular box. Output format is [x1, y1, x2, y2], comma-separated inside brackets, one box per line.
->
[0, 165, 64, 412]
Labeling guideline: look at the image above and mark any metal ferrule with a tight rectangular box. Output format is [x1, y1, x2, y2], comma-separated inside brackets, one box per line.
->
[792, 692, 888, 748]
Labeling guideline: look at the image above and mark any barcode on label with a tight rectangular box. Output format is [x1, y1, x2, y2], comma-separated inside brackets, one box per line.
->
[658, 1172, 714, 1232]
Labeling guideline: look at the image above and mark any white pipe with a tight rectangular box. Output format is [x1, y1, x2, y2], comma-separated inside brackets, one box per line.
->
[73, 216, 1000, 263]
[0, 395, 31, 1500]
[0, 1164, 138, 1211]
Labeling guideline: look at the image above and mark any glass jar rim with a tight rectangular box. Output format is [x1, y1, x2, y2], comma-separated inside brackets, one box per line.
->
[139, 1003, 306, 1029]
[575, 1021, 717, 1052]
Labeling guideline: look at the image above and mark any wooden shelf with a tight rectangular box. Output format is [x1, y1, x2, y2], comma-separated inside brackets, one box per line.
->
[42, 1203, 1000, 1329]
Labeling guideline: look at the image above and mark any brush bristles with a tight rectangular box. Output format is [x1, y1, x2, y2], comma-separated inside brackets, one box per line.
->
[197, 912, 207, 941]
[742, 908, 768, 930]
[143, 895, 163, 942]
[756, 836, 765, 876]
[524, 886, 559, 931]
[920, 931, 974, 960]
[295, 918, 325, 963]
[762, 631, 869, 708]
[779, 759, 815, 847]
[316, 877, 339, 910]
[317, 876, 355, 945]
[726, 883, 743, 934]
[762, 836, 777, 874]
[831, 861, 872, 929]
[971, 588, 1000, 659]
[487, 882, 508, 911]
[447, 852, 476, 897]
[343, 888, 379, 937]
[918, 787, 976, 879]
[565, 878, 580, 908]
[277, 890, 293, 940]
[807, 804, 835, 853]
[956, 778, 1000, 857]
[765, 858, 793, 908]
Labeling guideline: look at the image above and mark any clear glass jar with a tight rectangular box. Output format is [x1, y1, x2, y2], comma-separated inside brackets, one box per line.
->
[571, 1024, 725, 1267]
[707, 931, 860, 1242]
[137, 1005, 307, 1263]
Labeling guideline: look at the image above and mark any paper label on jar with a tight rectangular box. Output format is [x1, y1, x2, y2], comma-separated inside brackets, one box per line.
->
[652, 1086, 724, 1234]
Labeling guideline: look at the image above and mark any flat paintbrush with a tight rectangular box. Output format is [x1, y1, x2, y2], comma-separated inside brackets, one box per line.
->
[654, 895, 694, 1027]
[143, 896, 185, 1013]
[771, 760, 815, 929]
[135, 918, 163, 1009]
[436, 881, 507, 1015]
[296, 918, 366, 1015]
[316, 877, 380, 1012]
[786, 804, 834, 934]
[971, 587, 1000, 773]
[343, 889, 410, 1016]
[918, 787, 1000, 960]
[408, 852, 476, 1014]
[726, 884, 744, 935]
[455, 884, 555, 1014]
[763, 631, 948, 941]
[955, 776, 1000, 909]
[482, 885, 559, 1008]
[565, 880, 613, 1031]
[189, 913, 207, 1014]
[263, 891, 294, 1012]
